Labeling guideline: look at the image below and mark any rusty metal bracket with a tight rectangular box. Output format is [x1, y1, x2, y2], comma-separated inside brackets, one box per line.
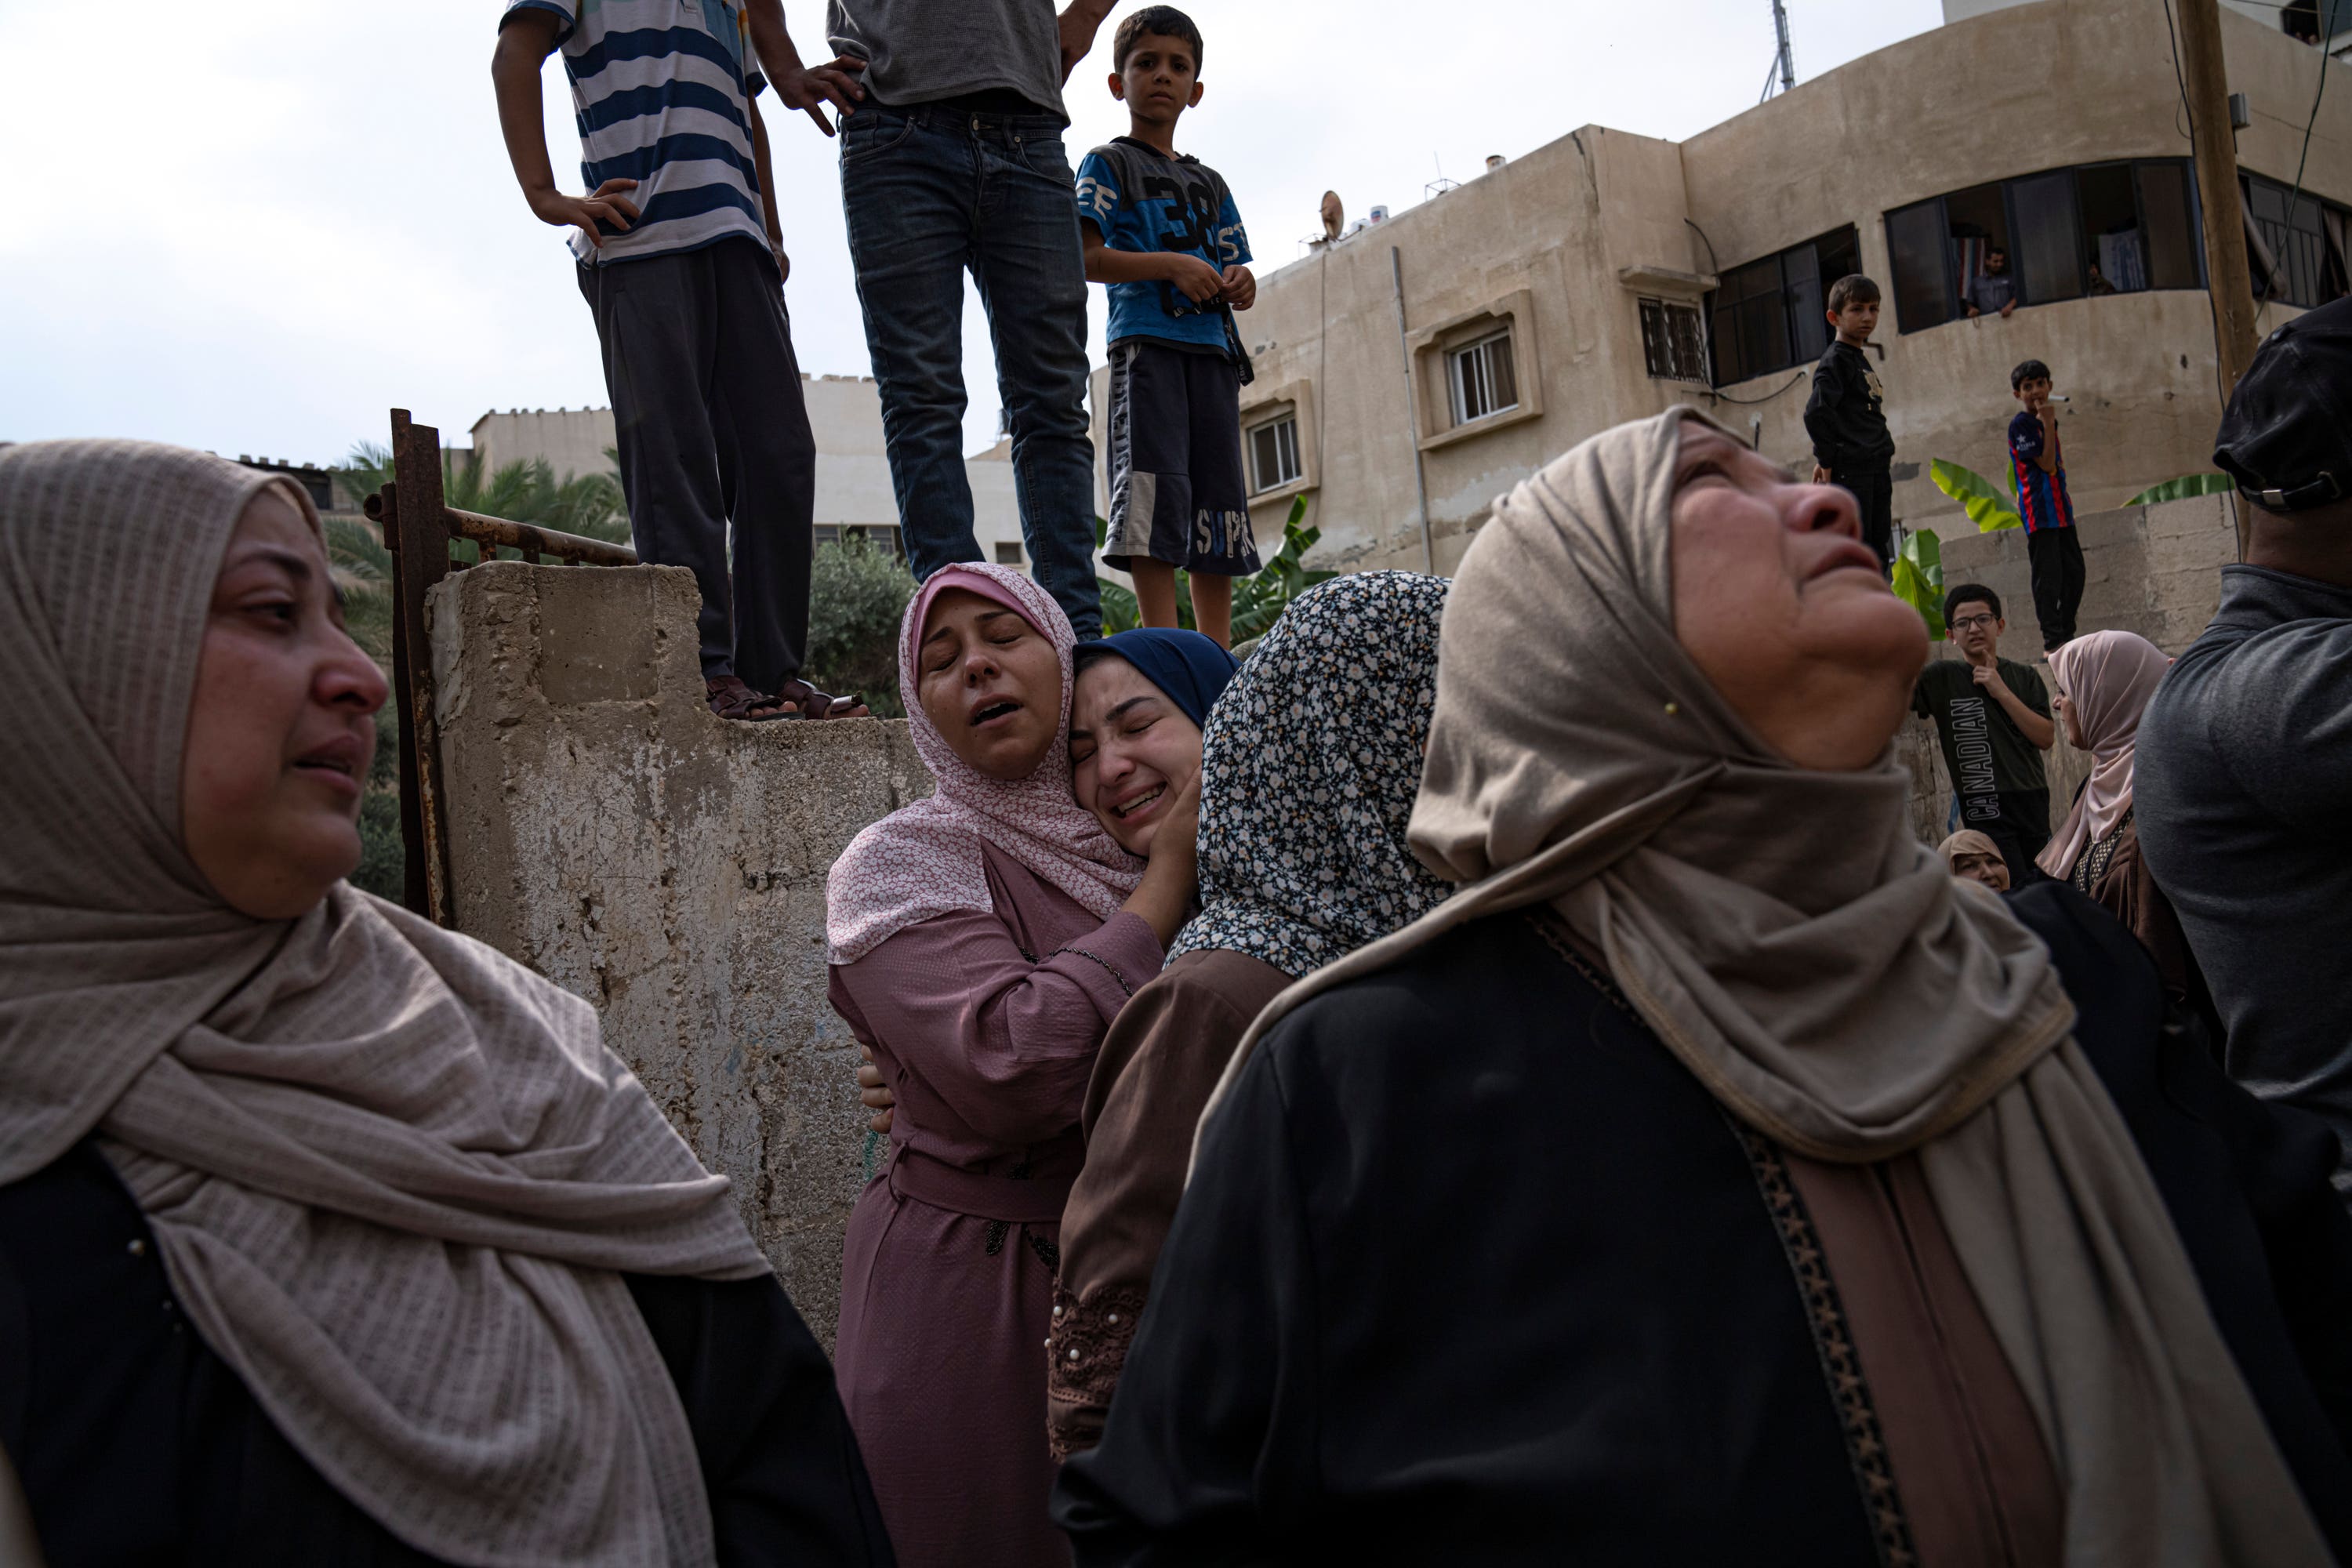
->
[365, 410, 644, 927]
[383, 412, 455, 923]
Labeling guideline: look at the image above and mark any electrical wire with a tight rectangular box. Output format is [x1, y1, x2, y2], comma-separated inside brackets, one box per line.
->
[2267, 13, 2343, 326]
[1707, 372, 1809, 406]
[1677, 219, 1809, 406]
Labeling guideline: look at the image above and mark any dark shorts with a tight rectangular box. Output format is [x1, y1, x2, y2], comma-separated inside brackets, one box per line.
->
[1102, 338, 1261, 576]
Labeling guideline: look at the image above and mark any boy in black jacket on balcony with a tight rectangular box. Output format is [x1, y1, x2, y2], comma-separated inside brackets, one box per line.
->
[1804, 274, 1897, 570]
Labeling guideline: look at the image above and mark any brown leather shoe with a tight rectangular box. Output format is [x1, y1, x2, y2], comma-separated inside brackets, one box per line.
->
[706, 676, 793, 722]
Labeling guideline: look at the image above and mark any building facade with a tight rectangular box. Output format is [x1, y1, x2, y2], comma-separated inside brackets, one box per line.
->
[470, 376, 1036, 571]
[1094, 0, 2349, 576]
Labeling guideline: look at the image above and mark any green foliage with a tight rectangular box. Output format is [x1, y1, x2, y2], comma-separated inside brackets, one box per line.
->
[1233, 497, 1339, 644]
[350, 782, 408, 902]
[804, 537, 917, 717]
[1891, 528, 1947, 640]
[2125, 472, 2235, 507]
[1094, 497, 1336, 642]
[1929, 459, 2022, 533]
[339, 442, 630, 565]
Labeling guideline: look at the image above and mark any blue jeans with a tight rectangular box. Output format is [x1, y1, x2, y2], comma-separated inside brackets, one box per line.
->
[840, 100, 1102, 637]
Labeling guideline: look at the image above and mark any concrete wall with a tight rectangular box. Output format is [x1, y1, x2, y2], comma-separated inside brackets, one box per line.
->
[430, 561, 931, 1347]
[1947, 0, 2352, 59]
[468, 379, 1039, 572]
[469, 406, 619, 488]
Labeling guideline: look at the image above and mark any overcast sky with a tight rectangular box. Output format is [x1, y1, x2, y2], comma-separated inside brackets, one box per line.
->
[0, 0, 1944, 470]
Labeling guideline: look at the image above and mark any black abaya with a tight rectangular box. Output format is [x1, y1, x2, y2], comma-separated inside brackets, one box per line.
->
[1054, 886, 2352, 1566]
[0, 1142, 894, 1567]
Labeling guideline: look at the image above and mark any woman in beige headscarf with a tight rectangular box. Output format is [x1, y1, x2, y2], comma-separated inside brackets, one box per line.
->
[0, 442, 890, 1566]
[2035, 630, 2212, 1024]
[1938, 827, 2013, 890]
[1055, 411, 2352, 1566]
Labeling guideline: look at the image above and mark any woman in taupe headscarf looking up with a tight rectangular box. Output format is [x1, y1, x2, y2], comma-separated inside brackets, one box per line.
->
[0, 442, 891, 1566]
[1056, 411, 2352, 1566]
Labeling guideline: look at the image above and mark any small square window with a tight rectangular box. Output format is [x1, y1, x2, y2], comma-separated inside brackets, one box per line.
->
[993, 541, 1024, 565]
[1446, 328, 1519, 426]
[813, 525, 842, 548]
[1638, 299, 1709, 383]
[1248, 414, 1302, 494]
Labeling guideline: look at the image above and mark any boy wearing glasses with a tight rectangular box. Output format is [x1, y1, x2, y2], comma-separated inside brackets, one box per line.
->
[1913, 583, 2056, 881]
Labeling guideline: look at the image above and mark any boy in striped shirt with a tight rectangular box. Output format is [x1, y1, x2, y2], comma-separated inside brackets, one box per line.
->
[492, 0, 865, 720]
[2008, 358, 2084, 655]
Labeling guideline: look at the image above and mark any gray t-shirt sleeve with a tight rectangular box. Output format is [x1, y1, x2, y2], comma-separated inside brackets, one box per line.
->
[2209, 623, 2352, 829]
[826, 0, 1068, 118]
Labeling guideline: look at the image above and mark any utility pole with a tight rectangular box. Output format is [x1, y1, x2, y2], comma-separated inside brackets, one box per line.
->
[1771, 0, 1797, 95]
[2172, 0, 2262, 558]
[1389, 247, 1436, 574]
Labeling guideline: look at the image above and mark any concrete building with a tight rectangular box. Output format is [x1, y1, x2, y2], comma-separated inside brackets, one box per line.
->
[470, 376, 1036, 571]
[1098, 0, 2349, 575]
[1949, 0, 2352, 61]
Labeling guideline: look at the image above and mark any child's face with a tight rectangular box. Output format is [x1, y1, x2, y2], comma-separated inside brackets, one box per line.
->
[2016, 376, 2053, 408]
[1110, 33, 1203, 125]
[1948, 601, 2004, 662]
[1828, 298, 1879, 342]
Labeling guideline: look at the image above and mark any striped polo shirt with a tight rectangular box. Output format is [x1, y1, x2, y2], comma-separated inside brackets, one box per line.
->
[2008, 410, 2077, 534]
[503, 0, 770, 269]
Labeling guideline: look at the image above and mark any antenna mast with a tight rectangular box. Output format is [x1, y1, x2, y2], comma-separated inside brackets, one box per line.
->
[1771, 0, 1797, 94]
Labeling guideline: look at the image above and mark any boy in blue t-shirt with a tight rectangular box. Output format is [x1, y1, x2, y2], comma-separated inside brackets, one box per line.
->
[1075, 6, 1258, 647]
[2008, 358, 2083, 653]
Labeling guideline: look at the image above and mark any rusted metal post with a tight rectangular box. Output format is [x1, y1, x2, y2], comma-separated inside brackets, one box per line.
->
[387, 410, 454, 924]
[2173, 0, 2261, 558]
[443, 506, 637, 567]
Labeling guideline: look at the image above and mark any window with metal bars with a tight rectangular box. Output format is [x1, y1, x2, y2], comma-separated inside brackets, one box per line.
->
[1247, 414, 1301, 493]
[1639, 299, 1709, 382]
[1446, 329, 1519, 426]
[2243, 172, 2350, 310]
[1704, 225, 1861, 386]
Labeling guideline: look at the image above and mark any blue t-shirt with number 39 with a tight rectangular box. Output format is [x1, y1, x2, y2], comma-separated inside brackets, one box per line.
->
[1075, 137, 1250, 353]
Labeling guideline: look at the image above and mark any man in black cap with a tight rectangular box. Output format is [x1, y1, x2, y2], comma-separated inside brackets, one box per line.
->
[2137, 296, 2352, 1200]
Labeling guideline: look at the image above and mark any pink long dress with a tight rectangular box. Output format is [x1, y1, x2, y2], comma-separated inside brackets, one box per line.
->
[830, 839, 1163, 1568]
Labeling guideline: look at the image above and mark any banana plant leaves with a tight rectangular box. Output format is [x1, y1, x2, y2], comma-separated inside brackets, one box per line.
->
[1094, 495, 1335, 640]
[1890, 527, 1947, 640]
[2125, 473, 2235, 507]
[1930, 459, 2021, 533]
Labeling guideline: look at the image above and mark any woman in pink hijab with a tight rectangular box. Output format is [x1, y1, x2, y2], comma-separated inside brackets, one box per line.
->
[824, 564, 1200, 1568]
[2038, 630, 2209, 1017]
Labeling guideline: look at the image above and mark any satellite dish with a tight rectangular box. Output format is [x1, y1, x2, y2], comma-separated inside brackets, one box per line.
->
[1320, 191, 1344, 242]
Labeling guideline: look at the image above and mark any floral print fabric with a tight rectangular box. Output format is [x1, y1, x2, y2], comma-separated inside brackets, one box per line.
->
[1168, 572, 1454, 978]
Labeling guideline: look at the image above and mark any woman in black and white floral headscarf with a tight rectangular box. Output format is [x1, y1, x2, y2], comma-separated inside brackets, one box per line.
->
[1045, 571, 1453, 1460]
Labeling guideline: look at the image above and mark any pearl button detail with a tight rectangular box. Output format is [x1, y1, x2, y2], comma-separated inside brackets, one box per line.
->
[127, 1239, 147, 1257]
[1067, 1348, 1080, 1360]
[1106, 1312, 1120, 1324]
